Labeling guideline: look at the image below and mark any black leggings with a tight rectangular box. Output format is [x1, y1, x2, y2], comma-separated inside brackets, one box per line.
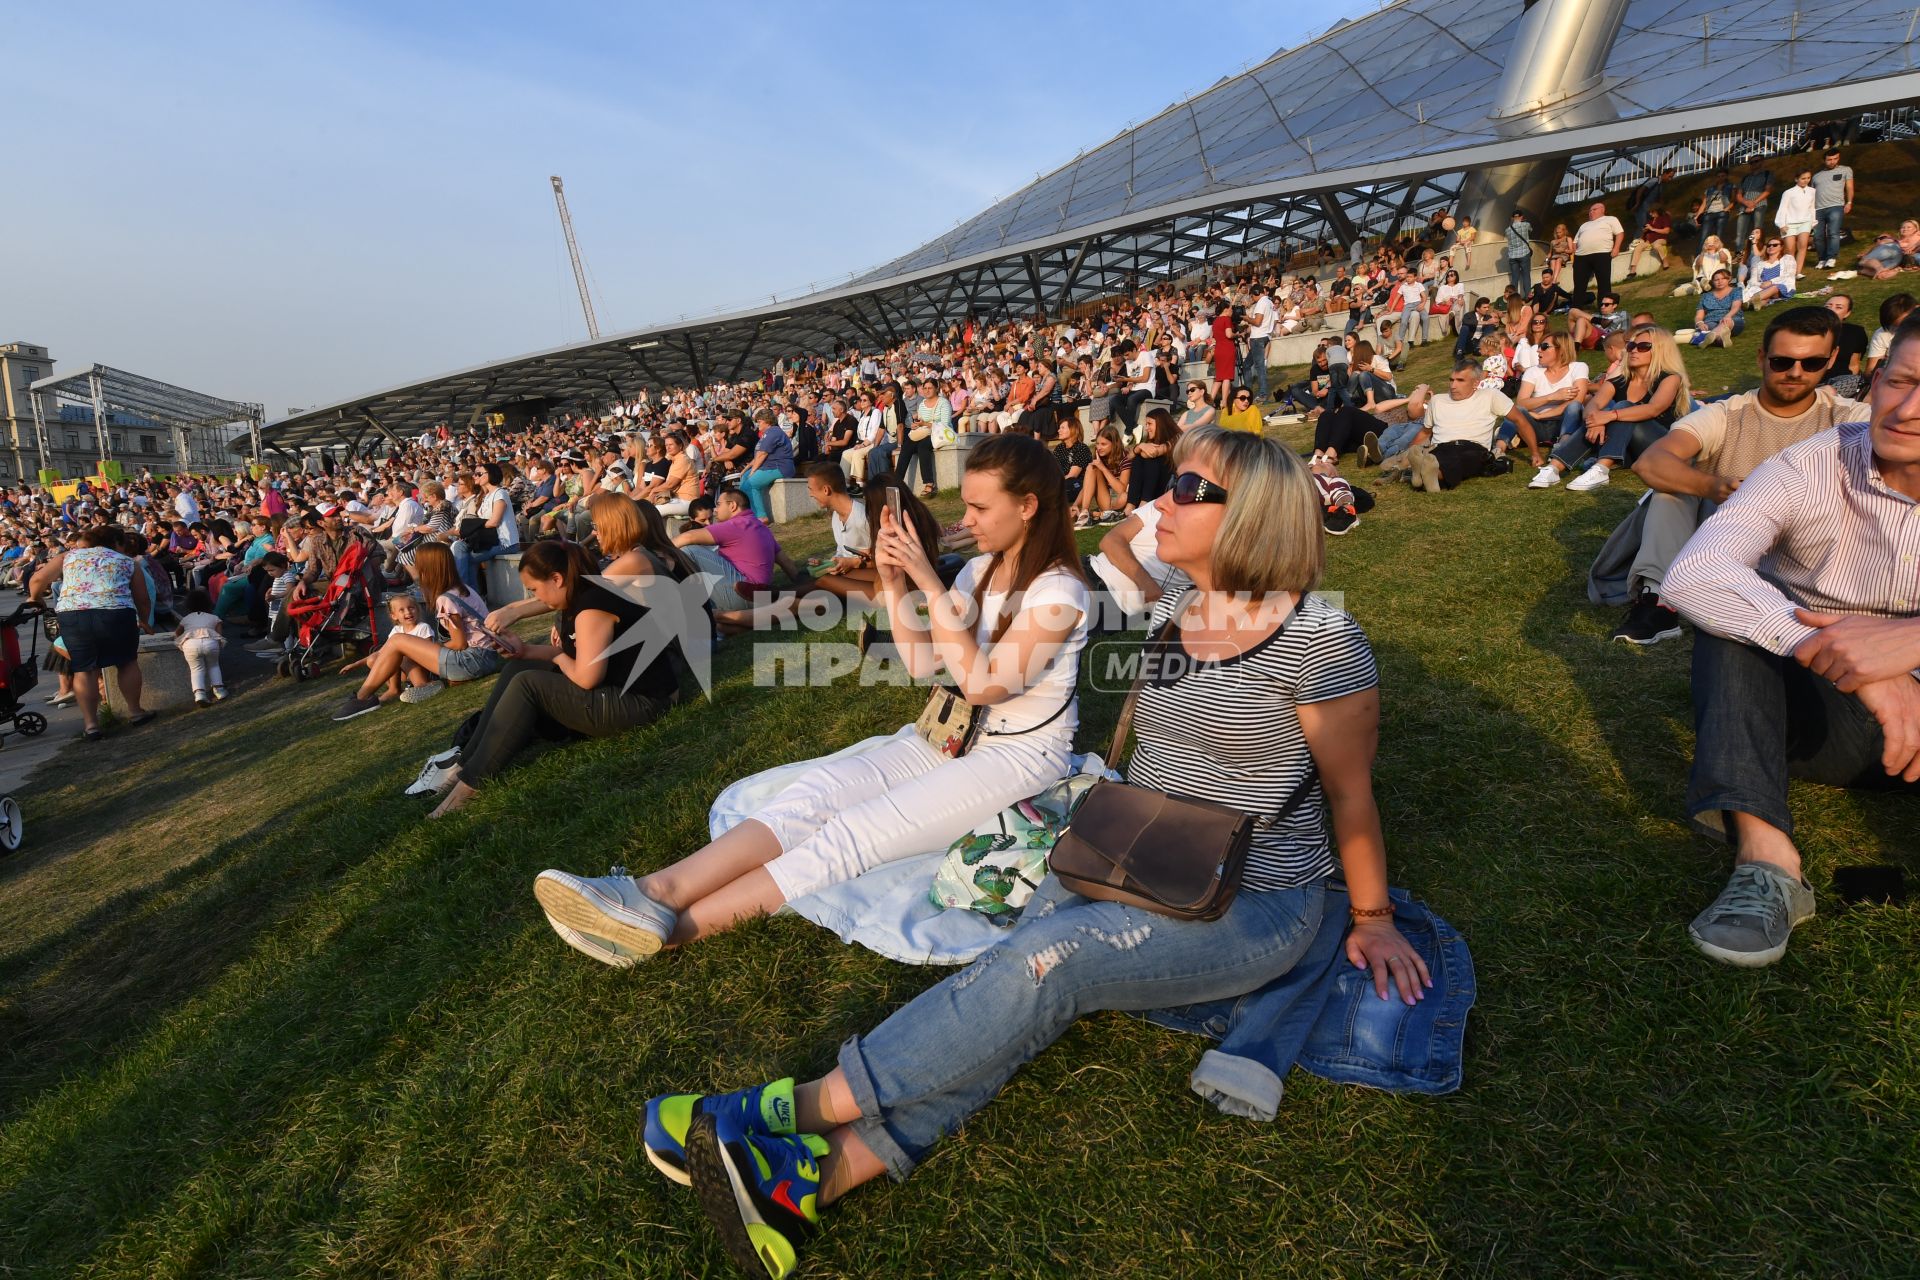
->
[1126, 454, 1172, 505]
[1312, 406, 1383, 457]
[461, 658, 676, 787]
[897, 434, 937, 491]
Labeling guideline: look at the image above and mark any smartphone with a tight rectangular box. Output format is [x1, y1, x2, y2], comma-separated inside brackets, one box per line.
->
[886, 487, 904, 531]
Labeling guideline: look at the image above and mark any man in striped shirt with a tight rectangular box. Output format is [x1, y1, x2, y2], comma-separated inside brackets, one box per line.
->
[1662, 313, 1920, 966]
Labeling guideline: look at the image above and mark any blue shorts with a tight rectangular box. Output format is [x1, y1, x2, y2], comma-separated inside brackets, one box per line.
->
[57, 608, 137, 673]
[438, 645, 503, 683]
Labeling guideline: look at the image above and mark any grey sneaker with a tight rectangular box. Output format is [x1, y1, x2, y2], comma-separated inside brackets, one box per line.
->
[1360, 431, 1382, 466]
[1689, 862, 1816, 967]
[399, 680, 446, 704]
[534, 866, 677, 964]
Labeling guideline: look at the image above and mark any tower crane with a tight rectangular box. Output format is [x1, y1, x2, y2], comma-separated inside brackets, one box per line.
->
[549, 175, 601, 340]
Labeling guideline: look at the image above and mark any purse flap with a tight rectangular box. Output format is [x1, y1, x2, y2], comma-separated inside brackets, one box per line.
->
[1056, 783, 1250, 910]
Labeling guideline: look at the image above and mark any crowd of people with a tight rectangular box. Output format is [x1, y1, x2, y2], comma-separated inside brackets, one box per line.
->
[11, 132, 1920, 1280]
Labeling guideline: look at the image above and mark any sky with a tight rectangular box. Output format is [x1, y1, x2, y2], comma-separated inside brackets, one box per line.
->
[5, 0, 1381, 418]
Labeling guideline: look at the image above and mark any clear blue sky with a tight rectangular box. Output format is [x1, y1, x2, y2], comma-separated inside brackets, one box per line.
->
[8, 0, 1379, 417]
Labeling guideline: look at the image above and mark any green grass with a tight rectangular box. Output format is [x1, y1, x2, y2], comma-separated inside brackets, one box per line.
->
[4, 146, 1920, 1277]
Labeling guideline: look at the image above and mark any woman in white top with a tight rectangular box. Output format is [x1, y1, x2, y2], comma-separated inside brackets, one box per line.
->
[1742, 233, 1798, 308]
[1085, 500, 1189, 618]
[534, 433, 1090, 961]
[1432, 270, 1467, 336]
[331, 542, 507, 720]
[1506, 331, 1590, 456]
[1774, 169, 1817, 274]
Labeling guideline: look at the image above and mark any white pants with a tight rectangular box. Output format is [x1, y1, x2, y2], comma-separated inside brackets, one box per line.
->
[756, 728, 1074, 902]
[181, 638, 224, 694]
[843, 444, 876, 482]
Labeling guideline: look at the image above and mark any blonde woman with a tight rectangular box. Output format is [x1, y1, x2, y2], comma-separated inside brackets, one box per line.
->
[638, 428, 1427, 1278]
[1692, 235, 1734, 292]
[1528, 324, 1691, 492]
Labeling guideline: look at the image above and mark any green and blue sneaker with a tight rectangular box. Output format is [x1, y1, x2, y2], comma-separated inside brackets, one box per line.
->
[686, 1108, 829, 1280]
[644, 1077, 797, 1186]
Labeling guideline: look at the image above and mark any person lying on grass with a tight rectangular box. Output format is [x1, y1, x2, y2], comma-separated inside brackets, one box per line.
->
[331, 542, 506, 721]
[629, 427, 1430, 1280]
[421, 538, 687, 818]
[531, 432, 1089, 962]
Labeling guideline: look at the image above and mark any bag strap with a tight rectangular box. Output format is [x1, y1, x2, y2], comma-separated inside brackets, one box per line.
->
[1105, 587, 1192, 767]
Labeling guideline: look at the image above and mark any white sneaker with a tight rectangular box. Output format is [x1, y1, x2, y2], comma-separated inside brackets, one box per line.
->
[533, 867, 677, 963]
[404, 756, 462, 797]
[1527, 465, 1561, 489]
[1567, 464, 1612, 492]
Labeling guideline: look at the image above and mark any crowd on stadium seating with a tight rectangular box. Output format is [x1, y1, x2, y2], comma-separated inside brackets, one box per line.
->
[13, 130, 1920, 1279]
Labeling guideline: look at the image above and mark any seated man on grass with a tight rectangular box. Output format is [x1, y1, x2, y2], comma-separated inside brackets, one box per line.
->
[671, 484, 804, 634]
[1591, 306, 1867, 645]
[1661, 311, 1920, 967]
[1392, 362, 1522, 493]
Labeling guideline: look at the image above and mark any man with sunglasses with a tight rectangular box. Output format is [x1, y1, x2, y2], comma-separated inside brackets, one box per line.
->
[1659, 311, 1920, 966]
[1595, 307, 1867, 646]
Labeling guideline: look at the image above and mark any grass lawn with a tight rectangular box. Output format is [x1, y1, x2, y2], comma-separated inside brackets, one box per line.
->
[3, 152, 1919, 1278]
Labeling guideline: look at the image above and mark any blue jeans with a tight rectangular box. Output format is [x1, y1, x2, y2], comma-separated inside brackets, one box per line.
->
[1699, 211, 1726, 243]
[1550, 417, 1631, 469]
[1379, 420, 1422, 458]
[1814, 206, 1845, 263]
[1399, 305, 1428, 345]
[1501, 401, 1583, 447]
[1506, 254, 1531, 297]
[739, 468, 782, 522]
[838, 876, 1325, 1179]
[451, 539, 517, 595]
[1733, 201, 1768, 251]
[1685, 632, 1917, 842]
[1246, 337, 1270, 399]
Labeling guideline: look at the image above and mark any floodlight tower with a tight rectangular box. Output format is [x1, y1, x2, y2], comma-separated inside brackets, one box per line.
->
[550, 176, 601, 341]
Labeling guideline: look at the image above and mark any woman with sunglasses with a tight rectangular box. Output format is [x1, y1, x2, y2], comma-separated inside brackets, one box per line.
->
[1218, 385, 1263, 433]
[645, 428, 1428, 1280]
[1742, 232, 1797, 310]
[1178, 380, 1217, 430]
[1527, 326, 1692, 492]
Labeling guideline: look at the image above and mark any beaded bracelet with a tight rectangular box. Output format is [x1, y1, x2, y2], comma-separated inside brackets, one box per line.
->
[1350, 904, 1395, 920]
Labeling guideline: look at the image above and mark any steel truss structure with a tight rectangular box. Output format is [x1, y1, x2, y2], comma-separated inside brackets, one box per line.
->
[29, 365, 262, 476]
[260, 0, 1920, 451]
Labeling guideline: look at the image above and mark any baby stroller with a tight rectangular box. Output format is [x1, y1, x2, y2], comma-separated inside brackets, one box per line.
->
[277, 533, 383, 681]
[0, 601, 49, 747]
[0, 601, 47, 854]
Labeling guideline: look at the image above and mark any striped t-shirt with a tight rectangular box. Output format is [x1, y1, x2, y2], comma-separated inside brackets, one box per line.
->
[1124, 591, 1379, 891]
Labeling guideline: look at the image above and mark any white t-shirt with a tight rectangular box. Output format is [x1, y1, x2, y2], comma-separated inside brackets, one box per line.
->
[1521, 362, 1590, 403]
[1425, 388, 1515, 448]
[950, 557, 1090, 739]
[1397, 279, 1427, 308]
[1249, 295, 1278, 340]
[1512, 337, 1542, 372]
[1573, 215, 1624, 256]
[1087, 502, 1187, 617]
[174, 491, 200, 522]
[482, 487, 518, 548]
[829, 500, 871, 559]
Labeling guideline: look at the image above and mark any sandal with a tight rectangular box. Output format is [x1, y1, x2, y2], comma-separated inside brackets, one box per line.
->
[82, 727, 103, 742]
[128, 711, 157, 727]
[919, 485, 935, 498]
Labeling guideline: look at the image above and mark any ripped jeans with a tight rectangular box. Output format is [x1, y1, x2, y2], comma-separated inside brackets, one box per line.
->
[837, 875, 1325, 1179]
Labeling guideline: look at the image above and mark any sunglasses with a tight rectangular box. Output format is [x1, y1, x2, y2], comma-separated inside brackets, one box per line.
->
[1765, 354, 1831, 373]
[1234, 393, 1252, 402]
[1170, 471, 1229, 506]
[1626, 340, 1655, 353]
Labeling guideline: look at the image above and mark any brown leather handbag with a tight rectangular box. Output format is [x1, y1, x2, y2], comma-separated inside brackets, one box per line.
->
[1050, 601, 1319, 920]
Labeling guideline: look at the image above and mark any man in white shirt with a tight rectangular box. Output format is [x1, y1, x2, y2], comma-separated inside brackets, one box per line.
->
[1406, 362, 1523, 493]
[173, 482, 201, 524]
[1246, 287, 1278, 402]
[384, 479, 427, 574]
[1570, 201, 1625, 309]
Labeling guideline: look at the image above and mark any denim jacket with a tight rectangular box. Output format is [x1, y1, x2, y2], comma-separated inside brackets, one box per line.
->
[1141, 884, 1473, 1120]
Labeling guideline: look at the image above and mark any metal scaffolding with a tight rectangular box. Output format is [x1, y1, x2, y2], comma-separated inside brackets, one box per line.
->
[28, 364, 262, 479]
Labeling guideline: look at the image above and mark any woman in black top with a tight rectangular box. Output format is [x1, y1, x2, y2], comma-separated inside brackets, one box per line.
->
[427, 539, 683, 817]
[1050, 418, 1094, 500]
